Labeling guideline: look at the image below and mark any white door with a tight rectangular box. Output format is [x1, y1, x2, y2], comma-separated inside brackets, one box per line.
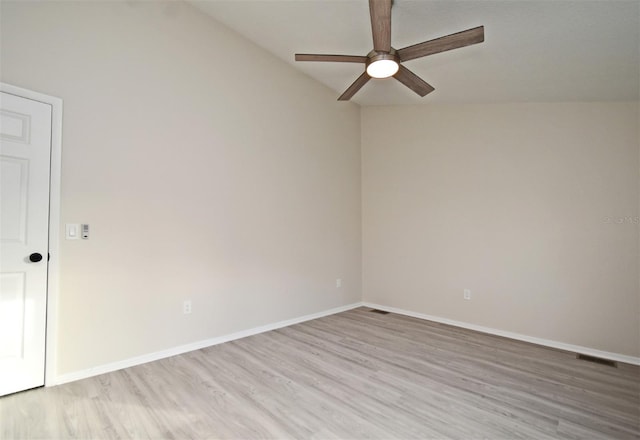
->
[0, 91, 52, 396]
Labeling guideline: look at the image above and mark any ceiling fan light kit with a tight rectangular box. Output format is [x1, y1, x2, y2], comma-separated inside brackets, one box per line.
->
[295, 0, 485, 101]
[366, 52, 400, 78]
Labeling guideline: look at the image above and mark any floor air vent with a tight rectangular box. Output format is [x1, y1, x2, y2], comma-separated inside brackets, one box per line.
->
[370, 309, 390, 315]
[576, 353, 617, 368]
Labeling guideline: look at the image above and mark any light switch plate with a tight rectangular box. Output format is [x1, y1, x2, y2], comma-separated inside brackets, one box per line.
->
[65, 224, 79, 240]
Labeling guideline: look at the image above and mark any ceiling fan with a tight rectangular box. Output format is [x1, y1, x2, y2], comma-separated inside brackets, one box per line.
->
[295, 0, 484, 101]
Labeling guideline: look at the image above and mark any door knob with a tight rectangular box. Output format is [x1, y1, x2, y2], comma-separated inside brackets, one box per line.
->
[29, 253, 43, 263]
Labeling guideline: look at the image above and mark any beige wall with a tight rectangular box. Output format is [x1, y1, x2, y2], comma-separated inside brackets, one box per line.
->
[362, 103, 640, 357]
[1, 1, 361, 374]
[2, 1, 637, 378]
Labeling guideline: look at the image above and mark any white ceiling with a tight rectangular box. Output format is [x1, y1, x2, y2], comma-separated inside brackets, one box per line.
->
[189, 0, 640, 105]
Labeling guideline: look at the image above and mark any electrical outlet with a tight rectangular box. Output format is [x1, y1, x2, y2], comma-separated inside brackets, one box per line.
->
[336, 278, 342, 288]
[463, 289, 471, 300]
[183, 300, 192, 314]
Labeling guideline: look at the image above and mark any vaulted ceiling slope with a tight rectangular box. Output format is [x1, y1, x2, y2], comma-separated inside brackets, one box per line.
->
[188, 0, 639, 105]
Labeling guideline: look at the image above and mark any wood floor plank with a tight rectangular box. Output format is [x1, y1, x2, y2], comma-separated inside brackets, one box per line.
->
[1, 307, 638, 439]
[308, 313, 639, 428]
[278, 319, 563, 438]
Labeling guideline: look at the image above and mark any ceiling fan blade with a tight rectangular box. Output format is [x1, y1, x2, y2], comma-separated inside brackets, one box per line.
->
[295, 54, 368, 63]
[394, 65, 434, 97]
[369, 0, 392, 52]
[397, 26, 484, 62]
[338, 72, 371, 101]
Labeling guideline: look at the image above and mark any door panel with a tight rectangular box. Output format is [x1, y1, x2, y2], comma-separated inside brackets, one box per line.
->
[0, 92, 52, 396]
[0, 273, 26, 359]
[1, 157, 29, 243]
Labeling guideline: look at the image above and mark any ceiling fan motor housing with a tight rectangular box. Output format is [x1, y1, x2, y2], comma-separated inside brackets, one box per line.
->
[366, 49, 399, 66]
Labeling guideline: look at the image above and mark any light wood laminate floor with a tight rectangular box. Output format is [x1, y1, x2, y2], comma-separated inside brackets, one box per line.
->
[2, 307, 639, 439]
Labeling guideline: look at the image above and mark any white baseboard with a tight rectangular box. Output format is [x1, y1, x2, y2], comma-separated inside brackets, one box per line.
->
[54, 302, 364, 385]
[54, 300, 639, 385]
[363, 302, 640, 366]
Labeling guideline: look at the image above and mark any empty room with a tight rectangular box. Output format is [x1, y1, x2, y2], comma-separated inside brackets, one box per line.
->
[0, 0, 638, 438]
